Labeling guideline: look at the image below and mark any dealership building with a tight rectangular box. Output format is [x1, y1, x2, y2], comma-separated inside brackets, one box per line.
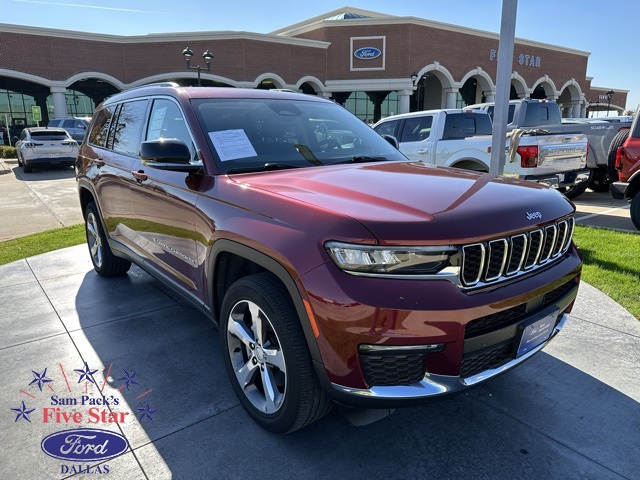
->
[0, 7, 629, 132]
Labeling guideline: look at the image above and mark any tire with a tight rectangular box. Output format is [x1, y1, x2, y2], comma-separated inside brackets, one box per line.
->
[16, 152, 22, 167]
[559, 180, 588, 199]
[84, 202, 131, 277]
[220, 273, 332, 433]
[631, 195, 640, 231]
[587, 168, 610, 192]
[607, 130, 629, 182]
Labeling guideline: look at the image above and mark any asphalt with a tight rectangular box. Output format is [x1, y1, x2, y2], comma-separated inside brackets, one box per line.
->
[1, 158, 639, 479]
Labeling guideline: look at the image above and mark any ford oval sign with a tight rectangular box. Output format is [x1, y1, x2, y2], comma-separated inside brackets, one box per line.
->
[41, 428, 129, 462]
[353, 47, 381, 60]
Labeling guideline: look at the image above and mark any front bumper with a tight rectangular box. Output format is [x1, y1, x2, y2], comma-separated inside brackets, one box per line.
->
[302, 247, 581, 406]
[328, 309, 570, 407]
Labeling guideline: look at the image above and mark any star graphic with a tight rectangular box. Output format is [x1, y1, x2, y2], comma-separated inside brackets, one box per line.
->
[74, 362, 98, 384]
[118, 369, 139, 391]
[136, 402, 158, 422]
[29, 368, 52, 392]
[11, 401, 36, 423]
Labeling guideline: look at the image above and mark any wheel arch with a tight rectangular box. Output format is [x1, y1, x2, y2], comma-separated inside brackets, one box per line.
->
[207, 239, 323, 364]
[626, 171, 640, 200]
[449, 157, 489, 172]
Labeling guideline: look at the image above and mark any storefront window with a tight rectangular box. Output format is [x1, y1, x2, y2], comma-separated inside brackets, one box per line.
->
[45, 89, 95, 117]
[343, 91, 399, 124]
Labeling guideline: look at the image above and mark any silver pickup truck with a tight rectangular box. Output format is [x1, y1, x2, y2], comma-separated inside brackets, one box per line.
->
[468, 99, 631, 197]
[373, 109, 588, 194]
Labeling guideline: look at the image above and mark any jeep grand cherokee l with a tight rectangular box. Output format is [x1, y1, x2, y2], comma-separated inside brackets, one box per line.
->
[76, 85, 582, 433]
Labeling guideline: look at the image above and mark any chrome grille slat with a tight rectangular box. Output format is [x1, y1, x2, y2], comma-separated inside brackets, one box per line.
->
[461, 217, 574, 288]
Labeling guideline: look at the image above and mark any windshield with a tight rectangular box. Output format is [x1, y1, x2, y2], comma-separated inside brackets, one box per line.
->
[192, 98, 406, 173]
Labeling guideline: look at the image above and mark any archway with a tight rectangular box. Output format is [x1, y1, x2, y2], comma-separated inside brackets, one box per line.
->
[459, 69, 494, 106]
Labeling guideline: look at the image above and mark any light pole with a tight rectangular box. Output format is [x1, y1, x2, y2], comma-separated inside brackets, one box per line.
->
[182, 47, 213, 87]
[605, 90, 614, 117]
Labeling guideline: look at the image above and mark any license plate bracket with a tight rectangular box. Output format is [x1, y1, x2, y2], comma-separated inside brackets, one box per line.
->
[517, 310, 559, 357]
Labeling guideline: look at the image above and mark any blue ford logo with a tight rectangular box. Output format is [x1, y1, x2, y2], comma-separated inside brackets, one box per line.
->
[41, 428, 129, 462]
[354, 47, 381, 60]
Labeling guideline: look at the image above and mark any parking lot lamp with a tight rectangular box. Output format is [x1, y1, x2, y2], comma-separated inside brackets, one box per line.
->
[182, 47, 213, 87]
[605, 90, 614, 117]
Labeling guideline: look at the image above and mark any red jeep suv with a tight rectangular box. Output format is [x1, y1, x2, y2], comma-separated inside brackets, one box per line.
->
[76, 84, 582, 433]
[610, 108, 640, 230]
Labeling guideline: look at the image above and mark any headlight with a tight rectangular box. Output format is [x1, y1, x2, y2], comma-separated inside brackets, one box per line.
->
[325, 241, 458, 276]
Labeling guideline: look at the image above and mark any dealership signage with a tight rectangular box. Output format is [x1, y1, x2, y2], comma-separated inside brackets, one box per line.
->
[353, 47, 382, 60]
[490, 49, 541, 67]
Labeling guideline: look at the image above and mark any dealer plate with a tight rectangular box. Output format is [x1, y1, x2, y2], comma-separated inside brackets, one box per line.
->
[49, 153, 59, 158]
[517, 311, 558, 356]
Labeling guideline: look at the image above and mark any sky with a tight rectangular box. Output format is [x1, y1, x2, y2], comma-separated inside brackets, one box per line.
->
[4, 0, 638, 110]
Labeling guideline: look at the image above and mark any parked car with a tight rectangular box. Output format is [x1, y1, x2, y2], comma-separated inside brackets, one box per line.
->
[372, 109, 588, 192]
[609, 107, 640, 230]
[15, 127, 79, 173]
[468, 99, 632, 194]
[48, 117, 91, 142]
[77, 84, 582, 433]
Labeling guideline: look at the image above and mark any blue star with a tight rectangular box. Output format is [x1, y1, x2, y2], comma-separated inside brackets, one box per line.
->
[74, 362, 98, 384]
[136, 402, 158, 422]
[11, 401, 35, 423]
[118, 369, 139, 391]
[29, 368, 52, 392]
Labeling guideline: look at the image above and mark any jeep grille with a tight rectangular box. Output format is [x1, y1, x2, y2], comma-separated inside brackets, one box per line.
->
[461, 217, 574, 288]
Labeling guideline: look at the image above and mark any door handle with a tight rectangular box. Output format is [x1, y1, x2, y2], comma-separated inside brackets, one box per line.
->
[132, 170, 148, 182]
[95, 158, 105, 167]
[417, 149, 429, 155]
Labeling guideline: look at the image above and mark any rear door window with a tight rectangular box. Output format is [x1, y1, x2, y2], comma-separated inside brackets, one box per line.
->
[443, 113, 492, 139]
[111, 100, 149, 156]
[89, 106, 115, 147]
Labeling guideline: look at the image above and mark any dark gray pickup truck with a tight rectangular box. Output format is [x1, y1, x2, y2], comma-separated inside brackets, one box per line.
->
[469, 99, 631, 198]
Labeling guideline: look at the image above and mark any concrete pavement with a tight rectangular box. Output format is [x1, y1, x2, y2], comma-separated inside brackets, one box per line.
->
[1, 245, 639, 479]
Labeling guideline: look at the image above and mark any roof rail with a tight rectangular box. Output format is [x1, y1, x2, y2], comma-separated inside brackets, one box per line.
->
[123, 81, 180, 92]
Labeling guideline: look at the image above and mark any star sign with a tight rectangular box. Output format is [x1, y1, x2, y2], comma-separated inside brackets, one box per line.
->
[29, 368, 52, 391]
[74, 362, 98, 384]
[136, 402, 158, 422]
[11, 401, 35, 423]
[118, 369, 139, 391]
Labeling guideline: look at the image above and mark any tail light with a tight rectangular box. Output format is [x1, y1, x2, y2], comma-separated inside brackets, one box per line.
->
[517, 145, 538, 168]
[615, 147, 624, 170]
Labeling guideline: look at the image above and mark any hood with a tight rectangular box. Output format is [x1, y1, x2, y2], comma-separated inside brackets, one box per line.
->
[230, 161, 575, 244]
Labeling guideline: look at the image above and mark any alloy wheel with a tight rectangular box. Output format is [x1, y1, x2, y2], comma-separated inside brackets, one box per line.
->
[226, 300, 287, 414]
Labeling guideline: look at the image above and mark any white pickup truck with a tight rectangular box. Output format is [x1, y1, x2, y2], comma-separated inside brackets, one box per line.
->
[373, 109, 590, 197]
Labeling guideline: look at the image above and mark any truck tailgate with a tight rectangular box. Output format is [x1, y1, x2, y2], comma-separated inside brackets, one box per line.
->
[535, 133, 587, 175]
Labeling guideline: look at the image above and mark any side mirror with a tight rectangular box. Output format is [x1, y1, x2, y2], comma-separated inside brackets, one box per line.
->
[140, 138, 201, 172]
[381, 134, 399, 149]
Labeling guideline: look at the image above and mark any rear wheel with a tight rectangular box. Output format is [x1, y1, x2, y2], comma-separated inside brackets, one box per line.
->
[220, 273, 332, 433]
[559, 181, 588, 199]
[84, 202, 131, 277]
[631, 195, 640, 230]
[607, 130, 629, 182]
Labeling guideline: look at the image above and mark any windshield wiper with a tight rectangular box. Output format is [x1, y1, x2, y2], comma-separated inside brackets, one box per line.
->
[226, 163, 304, 174]
[333, 156, 389, 165]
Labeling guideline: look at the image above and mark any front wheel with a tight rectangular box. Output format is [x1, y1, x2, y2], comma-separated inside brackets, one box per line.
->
[220, 273, 332, 433]
[84, 202, 131, 277]
[631, 195, 640, 230]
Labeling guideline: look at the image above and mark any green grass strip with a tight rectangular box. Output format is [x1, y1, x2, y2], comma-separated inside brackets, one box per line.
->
[573, 225, 640, 319]
[0, 224, 85, 266]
